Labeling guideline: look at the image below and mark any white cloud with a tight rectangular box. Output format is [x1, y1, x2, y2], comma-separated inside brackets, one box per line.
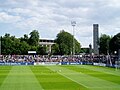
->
[0, 0, 120, 47]
[106, 0, 120, 7]
[0, 12, 22, 23]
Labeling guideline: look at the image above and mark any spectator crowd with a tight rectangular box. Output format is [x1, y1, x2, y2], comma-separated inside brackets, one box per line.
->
[0, 54, 119, 65]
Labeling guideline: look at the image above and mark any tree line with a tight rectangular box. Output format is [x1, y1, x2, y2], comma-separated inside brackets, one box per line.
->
[1, 30, 45, 55]
[0, 30, 81, 55]
[99, 33, 120, 55]
[0, 29, 120, 55]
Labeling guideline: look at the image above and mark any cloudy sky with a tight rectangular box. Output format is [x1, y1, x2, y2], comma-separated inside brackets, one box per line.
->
[0, 0, 120, 47]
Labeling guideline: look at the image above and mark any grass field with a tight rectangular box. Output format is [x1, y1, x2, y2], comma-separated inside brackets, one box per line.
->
[0, 65, 120, 90]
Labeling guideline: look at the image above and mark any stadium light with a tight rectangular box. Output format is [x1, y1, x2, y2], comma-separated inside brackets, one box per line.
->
[71, 21, 76, 55]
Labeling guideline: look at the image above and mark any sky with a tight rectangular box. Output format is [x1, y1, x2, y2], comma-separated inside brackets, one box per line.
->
[0, 0, 120, 47]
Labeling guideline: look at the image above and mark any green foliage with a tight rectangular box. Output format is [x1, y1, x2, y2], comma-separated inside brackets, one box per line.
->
[55, 30, 81, 55]
[1, 30, 81, 55]
[19, 41, 30, 54]
[1, 34, 30, 55]
[29, 30, 39, 46]
[99, 34, 111, 55]
[36, 46, 47, 55]
[20, 34, 29, 43]
[51, 44, 60, 55]
[2, 34, 15, 54]
[109, 33, 120, 54]
[1, 30, 41, 55]
[80, 48, 89, 53]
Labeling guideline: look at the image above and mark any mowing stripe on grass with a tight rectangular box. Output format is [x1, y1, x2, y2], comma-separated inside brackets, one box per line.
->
[30, 66, 86, 90]
[47, 65, 120, 90]
[0, 66, 12, 87]
[66, 65, 120, 85]
[46, 66, 88, 88]
[77, 65, 120, 76]
[0, 66, 43, 90]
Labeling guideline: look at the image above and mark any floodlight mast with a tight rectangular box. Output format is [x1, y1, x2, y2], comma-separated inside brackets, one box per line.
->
[71, 21, 76, 56]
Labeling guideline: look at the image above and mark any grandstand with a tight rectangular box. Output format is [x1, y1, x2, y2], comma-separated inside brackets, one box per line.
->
[39, 39, 55, 54]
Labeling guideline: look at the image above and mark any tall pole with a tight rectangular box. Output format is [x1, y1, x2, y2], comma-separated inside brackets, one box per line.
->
[71, 21, 76, 56]
[118, 49, 120, 68]
[89, 44, 92, 62]
[107, 39, 112, 66]
[116, 49, 120, 70]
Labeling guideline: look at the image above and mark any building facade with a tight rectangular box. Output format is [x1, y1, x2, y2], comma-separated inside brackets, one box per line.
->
[39, 39, 55, 54]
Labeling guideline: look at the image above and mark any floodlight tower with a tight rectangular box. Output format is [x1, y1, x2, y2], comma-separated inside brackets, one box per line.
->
[71, 21, 76, 55]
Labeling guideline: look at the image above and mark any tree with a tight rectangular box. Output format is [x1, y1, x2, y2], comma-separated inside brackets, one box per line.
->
[80, 48, 89, 54]
[109, 33, 120, 54]
[5, 33, 10, 37]
[12, 38, 21, 54]
[99, 34, 111, 55]
[19, 41, 30, 54]
[37, 46, 47, 55]
[2, 33, 30, 55]
[29, 30, 39, 46]
[1, 30, 81, 55]
[51, 44, 60, 55]
[2, 33, 13, 54]
[20, 34, 29, 43]
[55, 30, 81, 55]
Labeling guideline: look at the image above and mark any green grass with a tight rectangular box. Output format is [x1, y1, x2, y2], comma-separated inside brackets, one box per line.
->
[0, 66, 43, 90]
[30, 66, 85, 90]
[0, 66, 12, 86]
[0, 65, 120, 90]
[61, 65, 120, 84]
